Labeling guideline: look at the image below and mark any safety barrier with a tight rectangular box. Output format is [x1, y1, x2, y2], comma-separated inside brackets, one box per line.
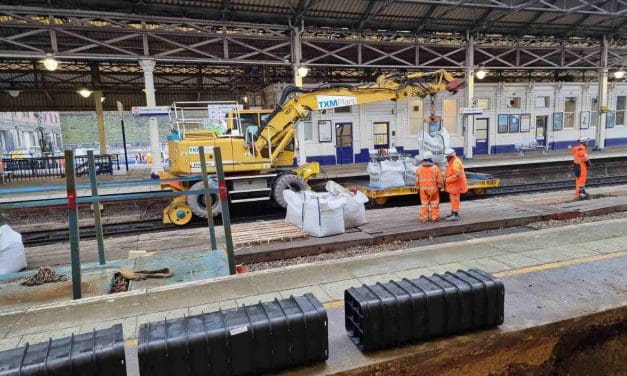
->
[0, 324, 126, 375]
[0, 147, 235, 300]
[0, 154, 119, 182]
[138, 293, 328, 376]
[344, 269, 504, 352]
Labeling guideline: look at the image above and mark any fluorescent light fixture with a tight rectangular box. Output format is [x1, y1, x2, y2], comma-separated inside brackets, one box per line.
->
[7, 90, 20, 98]
[614, 69, 625, 79]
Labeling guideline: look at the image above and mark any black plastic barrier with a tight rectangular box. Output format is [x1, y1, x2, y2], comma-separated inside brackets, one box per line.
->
[138, 293, 328, 376]
[345, 269, 504, 352]
[0, 324, 126, 375]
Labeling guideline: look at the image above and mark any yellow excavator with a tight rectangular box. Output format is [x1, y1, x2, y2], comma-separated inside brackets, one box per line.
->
[160, 69, 464, 225]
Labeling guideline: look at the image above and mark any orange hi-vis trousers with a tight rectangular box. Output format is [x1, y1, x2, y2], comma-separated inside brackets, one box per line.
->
[574, 163, 588, 195]
[419, 189, 440, 221]
[449, 193, 461, 212]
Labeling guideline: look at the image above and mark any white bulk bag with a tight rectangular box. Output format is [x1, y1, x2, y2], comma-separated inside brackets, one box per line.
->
[283, 190, 305, 228]
[325, 181, 369, 229]
[302, 191, 346, 237]
[403, 158, 418, 186]
[342, 191, 369, 228]
[325, 180, 350, 196]
[371, 160, 405, 189]
[0, 224, 27, 274]
[367, 161, 381, 187]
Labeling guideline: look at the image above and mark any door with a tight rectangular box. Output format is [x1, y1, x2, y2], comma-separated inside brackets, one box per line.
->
[335, 122, 353, 164]
[474, 118, 489, 155]
[536, 116, 547, 146]
[373, 121, 389, 149]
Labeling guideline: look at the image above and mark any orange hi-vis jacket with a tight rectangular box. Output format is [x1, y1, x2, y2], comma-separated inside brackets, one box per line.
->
[445, 156, 468, 194]
[571, 143, 589, 165]
[416, 161, 443, 192]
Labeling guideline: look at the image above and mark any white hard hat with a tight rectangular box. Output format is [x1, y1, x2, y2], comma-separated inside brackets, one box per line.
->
[577, 136, 590, 143]
[444, 148, 456, 156]
[422, 151, 433, 160]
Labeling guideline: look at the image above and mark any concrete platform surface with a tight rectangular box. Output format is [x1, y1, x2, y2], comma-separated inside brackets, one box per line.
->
[282, 256, 627, 375]
[0, 217, 625, 356]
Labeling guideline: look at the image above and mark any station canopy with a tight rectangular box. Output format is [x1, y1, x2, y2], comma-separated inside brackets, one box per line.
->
[0, 0, 625, 110]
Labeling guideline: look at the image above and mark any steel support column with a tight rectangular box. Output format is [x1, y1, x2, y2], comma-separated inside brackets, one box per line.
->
[292, 27, 303, 88]
[94, 90, 106, 154]
[139, 59, 163, 173]
[464, 34, 474, 159]
[595, 36, 609, 151]
[292, 27, 306, 165]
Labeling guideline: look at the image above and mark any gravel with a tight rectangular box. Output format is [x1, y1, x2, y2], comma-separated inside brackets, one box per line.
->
[526, 211, 627, 230]
[246, 240, 412, 272]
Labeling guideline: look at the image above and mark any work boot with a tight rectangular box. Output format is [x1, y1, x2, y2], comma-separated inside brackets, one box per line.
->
[445, 212, 455, 220]
[447, 212, 460, 221]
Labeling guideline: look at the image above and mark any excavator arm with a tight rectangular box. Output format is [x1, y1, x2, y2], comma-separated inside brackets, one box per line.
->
[254, 69, 464, 161]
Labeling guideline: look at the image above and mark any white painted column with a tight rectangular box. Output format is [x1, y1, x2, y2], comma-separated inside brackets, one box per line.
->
[596, 68, 608, 150]
[139, 59, 163, 173]
[291, 27, 306, 165]
[463, 34, 474, 159]
[595, 35, 608, 151]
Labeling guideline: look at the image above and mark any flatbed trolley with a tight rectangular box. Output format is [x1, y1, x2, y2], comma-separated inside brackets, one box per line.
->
[346, 172, 500, 205]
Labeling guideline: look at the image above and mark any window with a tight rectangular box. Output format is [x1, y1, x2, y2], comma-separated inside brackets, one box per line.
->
[507, 97, 521, 109]
[373, 122, 389, 147]
[476, 98, 490, 110]
[442, 99, 458, 134]
[302, 121, 313, 141]
[334, 106, 351, 114]
[564, 97, 577, 128]
[616, 96, 626, 126]
[591, 97, 598, 127]
[535, 96, 550, 108]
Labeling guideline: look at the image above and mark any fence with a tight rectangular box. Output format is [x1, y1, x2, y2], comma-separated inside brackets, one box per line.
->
[0, 147, 234, 299]
[0, 154, 119, 182]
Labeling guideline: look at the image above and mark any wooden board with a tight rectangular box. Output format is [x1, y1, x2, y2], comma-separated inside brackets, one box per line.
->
[231, 220, 308, 247]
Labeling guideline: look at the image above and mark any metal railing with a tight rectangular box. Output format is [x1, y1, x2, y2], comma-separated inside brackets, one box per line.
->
[1, 154, 119, 182]
[0, 147, 235, 300]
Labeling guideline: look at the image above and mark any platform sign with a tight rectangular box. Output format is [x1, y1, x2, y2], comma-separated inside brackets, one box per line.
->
[131, 106, 170, 116]
[460, 107, 483, 115]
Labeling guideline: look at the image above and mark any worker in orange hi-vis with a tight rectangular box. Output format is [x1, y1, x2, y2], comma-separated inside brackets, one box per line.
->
[415, 151, 443, 223]
[444, 149, 468, 221]
[570, 136, 591, 199]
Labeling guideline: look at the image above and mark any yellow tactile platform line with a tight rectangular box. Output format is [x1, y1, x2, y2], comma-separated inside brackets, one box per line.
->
[321, 250, 627, 310]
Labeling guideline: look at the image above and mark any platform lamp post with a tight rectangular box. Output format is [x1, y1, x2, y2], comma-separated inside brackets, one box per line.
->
[116, 101, 130, 172]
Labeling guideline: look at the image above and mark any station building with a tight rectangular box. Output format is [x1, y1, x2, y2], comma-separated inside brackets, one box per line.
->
[265, 81, 627, 165]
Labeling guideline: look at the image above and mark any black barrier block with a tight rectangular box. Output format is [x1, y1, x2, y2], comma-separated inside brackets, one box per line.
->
[0, 324, 126, 376]
[138, 293, 328, 376]
[345, 268, 504, 352]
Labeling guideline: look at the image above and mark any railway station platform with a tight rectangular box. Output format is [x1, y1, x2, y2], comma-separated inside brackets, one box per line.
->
[10, 184, 626, 273]
[316, 146, 627, 180]
[1, 146, 626, 204]
[0, 217, 625, 374]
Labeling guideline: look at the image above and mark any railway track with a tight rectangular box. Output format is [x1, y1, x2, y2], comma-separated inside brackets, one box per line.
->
[18, 174, 627, 246]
